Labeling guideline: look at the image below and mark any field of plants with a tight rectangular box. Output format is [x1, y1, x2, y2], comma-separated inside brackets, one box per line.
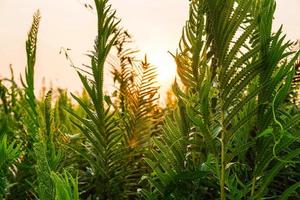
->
[1, 0, 300, 199]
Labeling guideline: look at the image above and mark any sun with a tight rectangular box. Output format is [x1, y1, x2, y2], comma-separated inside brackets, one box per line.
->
[150, 54, 177, 87]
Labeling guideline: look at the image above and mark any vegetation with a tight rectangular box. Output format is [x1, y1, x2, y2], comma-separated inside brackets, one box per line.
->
[1, 0, 300, 199]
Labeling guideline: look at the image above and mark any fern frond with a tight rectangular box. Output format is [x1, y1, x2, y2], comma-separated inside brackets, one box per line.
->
[0, 135, 20, 198]
[24, 10, 41, 107]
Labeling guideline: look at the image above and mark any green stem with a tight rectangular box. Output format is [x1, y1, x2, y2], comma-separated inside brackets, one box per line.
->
[220, 130, 225, 200]
[220, 106, 226, 200]
[251, 177, 256, 197]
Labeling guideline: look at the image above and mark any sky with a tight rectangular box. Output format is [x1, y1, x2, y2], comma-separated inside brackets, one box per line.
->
[0, 0, 299, 98]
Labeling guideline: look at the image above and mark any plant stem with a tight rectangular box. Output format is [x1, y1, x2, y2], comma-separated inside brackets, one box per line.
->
[251, 177, 256, 197]
[221, 130, 225, 200]
[220, 108, 226, 200]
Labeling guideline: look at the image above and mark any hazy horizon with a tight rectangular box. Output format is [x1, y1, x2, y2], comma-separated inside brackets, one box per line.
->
[0, 0, 299, 99]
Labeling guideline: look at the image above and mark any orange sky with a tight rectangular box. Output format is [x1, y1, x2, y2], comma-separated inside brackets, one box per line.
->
[0, 0, 299, 98]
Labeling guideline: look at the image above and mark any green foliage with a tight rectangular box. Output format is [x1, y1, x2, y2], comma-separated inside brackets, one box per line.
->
[7, 11, 69, 200]
[34, 141, 54, 200]
[54, 89, 74, 132]
[6, 10, 42, 199]
[141, 108, 218, 199]
[0, 77, 20, 136]
[67, 0, 125, 198]
[22, 10, 41, 120]
[143, 0, 300, 199]
[35, 91, 64, 200]
[111, 31, 163, 197]
[51, 171, 79, 200]
[0, 135, 20, 198]
[1, 0, 300, 199]
[289, 58, 300, 104]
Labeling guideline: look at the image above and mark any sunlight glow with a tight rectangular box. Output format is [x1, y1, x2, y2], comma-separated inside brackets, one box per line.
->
[157, 60, 176, 86]
[148, 52, 177, 87]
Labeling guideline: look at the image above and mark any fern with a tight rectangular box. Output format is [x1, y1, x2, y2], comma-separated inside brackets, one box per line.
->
[22, 10, 41, 118]
[7, 11, 42, 199]
[145, 0, 300, 199]
[0, 135, 20, 199]
[34, 141, 54, 200]
[67, 0, 127, 198]
[110, 30, 165, 197]
[35, 91, 64, 200]
[1, 0, 300, 199]
[141, 108, 218, 199]
[289, 57, 300, 105]
[51, 171, 79, 200]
